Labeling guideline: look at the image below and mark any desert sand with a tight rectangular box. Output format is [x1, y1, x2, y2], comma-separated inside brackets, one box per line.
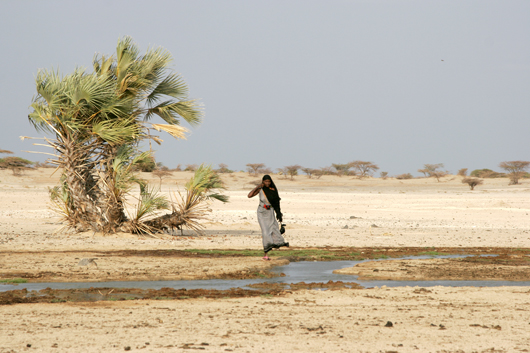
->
[1, 169, 529, 352]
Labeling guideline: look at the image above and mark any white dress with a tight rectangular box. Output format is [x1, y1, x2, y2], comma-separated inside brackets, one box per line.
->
[257, 189, 286, 252]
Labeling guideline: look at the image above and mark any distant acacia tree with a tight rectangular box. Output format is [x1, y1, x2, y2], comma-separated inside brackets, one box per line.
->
[421, 163, 446, 182]
[499, 161, 530, 185]
[285, 165, 301, 180]
[462, 177, 483, 190]
[457, 168, 468, 176]
[152, 169, 172, 188]
[246, 163, 266, 176]
[0, 156, 33, 175]
[380, 171, 388, 180]
[331, 163, 351, 177]
[349, 161, 379, 178]
[0, 149, 14, 155]
[301, 167, 317, 179]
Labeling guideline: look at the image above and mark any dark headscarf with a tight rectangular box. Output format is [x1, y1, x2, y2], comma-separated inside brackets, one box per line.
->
[262, 175, 282, 222]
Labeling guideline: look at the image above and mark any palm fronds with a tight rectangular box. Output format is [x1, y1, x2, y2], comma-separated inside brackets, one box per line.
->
[27, 36, 204, 234]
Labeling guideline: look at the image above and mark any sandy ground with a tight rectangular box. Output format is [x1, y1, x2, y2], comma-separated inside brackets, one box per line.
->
[1, 287, 530, 352]
[1, 169, 530, 352]
[334, 256, 530, 281]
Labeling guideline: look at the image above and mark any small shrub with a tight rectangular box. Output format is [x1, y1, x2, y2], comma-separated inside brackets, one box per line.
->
[462, 177, 483, 190]
[184, 164, 198, 172]
[457, 168, 468, 176]
[380, 171, 388, 180]
[217, 163, 233, 173]
[395, 173, 413, 180]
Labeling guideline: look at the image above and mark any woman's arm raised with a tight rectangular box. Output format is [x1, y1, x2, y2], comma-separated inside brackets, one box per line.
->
[248, 183, 263, 198]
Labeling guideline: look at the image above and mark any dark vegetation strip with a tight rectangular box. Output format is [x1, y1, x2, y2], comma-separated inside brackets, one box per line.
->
[0, 247, 529, 261]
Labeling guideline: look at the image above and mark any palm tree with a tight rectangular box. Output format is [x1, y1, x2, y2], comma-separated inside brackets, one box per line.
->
[28, 37, 204, 233]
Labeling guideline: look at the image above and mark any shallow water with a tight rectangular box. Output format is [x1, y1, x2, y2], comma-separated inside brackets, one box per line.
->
[2, 255, 530, 292]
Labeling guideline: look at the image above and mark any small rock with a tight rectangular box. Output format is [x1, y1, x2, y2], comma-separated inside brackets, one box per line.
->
[342, 225, 348, 229]
[124, 346, 131, 351]
[385, 321, 393, 327]
[349, 216, 359, 219]
[370, 224, 379, 228]
[77, 258, 98, 267]
[27, 344, 31, 348]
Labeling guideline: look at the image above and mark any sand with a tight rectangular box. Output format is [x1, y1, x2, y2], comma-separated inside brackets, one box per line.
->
[1, 169, 530, 352]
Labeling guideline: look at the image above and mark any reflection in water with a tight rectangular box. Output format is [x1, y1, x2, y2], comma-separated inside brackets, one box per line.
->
[2, 255, 529, 292]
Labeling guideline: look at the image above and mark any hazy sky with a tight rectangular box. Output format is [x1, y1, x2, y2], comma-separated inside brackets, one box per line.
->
[1, 0, 528, 175]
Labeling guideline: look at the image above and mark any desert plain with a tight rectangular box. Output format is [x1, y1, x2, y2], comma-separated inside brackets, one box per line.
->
[0, 169, 529, 353]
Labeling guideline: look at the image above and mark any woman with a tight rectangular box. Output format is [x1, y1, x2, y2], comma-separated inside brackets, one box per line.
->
[248, 175, 289, 260]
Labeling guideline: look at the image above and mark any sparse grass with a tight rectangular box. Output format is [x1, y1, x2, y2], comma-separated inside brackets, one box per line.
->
[260, 294, 274, 298]
[183, 249, 380, 261]
[0, 278, 27, 284]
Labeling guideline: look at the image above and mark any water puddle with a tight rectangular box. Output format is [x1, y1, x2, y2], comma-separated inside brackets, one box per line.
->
[2, 255, 530, 292]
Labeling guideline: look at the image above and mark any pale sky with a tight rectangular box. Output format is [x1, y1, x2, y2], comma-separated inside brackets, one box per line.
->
[1, 0, 528, 176]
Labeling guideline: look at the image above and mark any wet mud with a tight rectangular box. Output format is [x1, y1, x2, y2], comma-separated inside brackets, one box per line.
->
[0, 281, 364, 305]
[1, 247, 529, 284]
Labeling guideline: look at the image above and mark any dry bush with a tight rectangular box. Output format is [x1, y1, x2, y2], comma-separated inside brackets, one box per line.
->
[217, 163, 233, 173]
[395, 173, 413, 180]
[246, 163, 266, 176]
[349, 160, 379, 178]
[173, 164, 182, 172]
[457, 168, 468, 176]
[184, 164, 198, 172]
[499, 161, 530, 185]
[462, 177, 483, 190]
[380, 171, 388, 179]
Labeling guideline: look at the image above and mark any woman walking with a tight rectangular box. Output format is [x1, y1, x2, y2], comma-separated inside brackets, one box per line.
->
[248, 175, 289, 260]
